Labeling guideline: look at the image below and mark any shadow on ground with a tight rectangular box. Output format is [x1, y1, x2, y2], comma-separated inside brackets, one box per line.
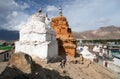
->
[0, 61, 72, 79]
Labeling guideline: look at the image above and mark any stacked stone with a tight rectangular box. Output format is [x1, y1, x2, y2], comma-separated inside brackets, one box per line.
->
[51, 15, 76, 57]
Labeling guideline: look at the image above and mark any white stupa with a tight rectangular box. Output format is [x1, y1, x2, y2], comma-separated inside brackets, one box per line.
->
[15, 9, 58, 60]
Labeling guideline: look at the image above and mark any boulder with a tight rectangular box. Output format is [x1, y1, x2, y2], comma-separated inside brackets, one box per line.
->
[8, 52, 33, 74]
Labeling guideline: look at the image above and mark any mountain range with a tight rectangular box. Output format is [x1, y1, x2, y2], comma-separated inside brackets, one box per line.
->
[73, 26, 120, 40]
[0, 29, 19, 41]
[0, 26, 120, 41]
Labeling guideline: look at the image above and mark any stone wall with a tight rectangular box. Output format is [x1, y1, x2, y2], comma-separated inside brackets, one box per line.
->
[51, 15, 76, 57]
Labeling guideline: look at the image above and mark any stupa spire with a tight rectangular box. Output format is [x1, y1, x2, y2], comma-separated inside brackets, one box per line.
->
[59, 5, 62, 16]
[38, 7, 42, 14]
[46, 12, 48, 17]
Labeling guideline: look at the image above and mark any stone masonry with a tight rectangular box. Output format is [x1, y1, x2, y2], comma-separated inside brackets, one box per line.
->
[51, 8, 76, 57]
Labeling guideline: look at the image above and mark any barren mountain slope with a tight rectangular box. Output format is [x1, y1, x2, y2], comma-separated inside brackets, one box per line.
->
[73, 26, 120, 39]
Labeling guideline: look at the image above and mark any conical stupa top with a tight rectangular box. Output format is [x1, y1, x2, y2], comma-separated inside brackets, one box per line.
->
[59, 5, 62, 16]
[38, 7, 42, 14]
[46, 12, 48, 17]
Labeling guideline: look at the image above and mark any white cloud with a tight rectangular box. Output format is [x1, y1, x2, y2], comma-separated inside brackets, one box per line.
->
[97, 17, 111, 25]
[1, 0, 120, 32]
[11, 11, 19, 17]
[4, 11, 29, 30]
[46, 5, 59, 18]
[0, 0, 30, 31]
[46, 5, 58, 12]
[20, 2, 30, 10]
[62, 0, 120, 32]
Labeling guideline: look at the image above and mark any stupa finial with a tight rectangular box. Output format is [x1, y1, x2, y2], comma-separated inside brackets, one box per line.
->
[59, 5, 62, 16]
[38, 7, 42, 14]
[46, 12, 48, 17]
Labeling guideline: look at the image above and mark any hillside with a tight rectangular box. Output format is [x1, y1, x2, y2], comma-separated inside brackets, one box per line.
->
[0, 55, 116, 79]
[73, 26, 120, 40]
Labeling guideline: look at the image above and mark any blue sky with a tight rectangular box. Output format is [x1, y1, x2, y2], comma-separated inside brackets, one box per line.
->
[0, 0, 120, 32]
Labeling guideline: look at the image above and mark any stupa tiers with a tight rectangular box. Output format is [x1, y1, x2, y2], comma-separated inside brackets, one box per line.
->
[51, 7, 76, 57]
[15, 9, 58, 60]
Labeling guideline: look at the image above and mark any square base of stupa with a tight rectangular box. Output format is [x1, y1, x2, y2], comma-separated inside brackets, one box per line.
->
[15, 41, 58, 60]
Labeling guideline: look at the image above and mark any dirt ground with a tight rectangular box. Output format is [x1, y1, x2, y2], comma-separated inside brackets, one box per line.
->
[0, 55, 117, 79]
[34, 56, 116, 79]
[0, 62, 8, 74]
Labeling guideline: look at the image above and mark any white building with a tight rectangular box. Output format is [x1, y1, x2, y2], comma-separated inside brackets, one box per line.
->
[93, 45, 100, 53]
[15, 10, 58, 60]
[80, 46, 96, 61]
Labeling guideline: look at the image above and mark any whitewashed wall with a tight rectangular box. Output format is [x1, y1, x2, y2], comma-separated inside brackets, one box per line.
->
[15, 12, 58, 60]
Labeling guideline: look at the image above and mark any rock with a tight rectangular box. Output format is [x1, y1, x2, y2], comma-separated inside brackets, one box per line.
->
[0, 52, 33, 79]
[8, 52, 32, 74]
[0, 67, 30, 79]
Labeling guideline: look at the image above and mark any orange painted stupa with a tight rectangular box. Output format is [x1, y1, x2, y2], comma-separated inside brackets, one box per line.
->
[51, 6, 76, 57]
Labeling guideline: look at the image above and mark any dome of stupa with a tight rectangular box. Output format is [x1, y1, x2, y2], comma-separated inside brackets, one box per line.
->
[29, 12, 46, 23]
